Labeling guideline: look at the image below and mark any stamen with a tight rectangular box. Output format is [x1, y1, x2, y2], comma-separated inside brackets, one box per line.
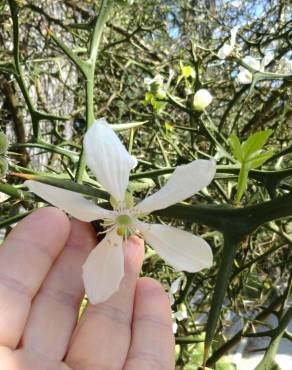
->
[124, 229, 128, 247]
[97, 224, 116, 236]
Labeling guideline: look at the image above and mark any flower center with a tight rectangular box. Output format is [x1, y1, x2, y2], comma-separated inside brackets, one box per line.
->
[116, 214, 131, 236]
[116, 214, 131, 226]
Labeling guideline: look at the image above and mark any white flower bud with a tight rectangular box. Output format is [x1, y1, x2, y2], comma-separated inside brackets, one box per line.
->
[193, 89, 213, 111]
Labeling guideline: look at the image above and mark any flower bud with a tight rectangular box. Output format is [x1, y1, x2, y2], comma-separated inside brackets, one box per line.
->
[193, 89, 213, 111]
[0, 132, 8, 155]
[0, 157, 8, 178]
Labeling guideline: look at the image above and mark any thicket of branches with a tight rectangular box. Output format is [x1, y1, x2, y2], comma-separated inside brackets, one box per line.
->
[0, 0, 291, 369]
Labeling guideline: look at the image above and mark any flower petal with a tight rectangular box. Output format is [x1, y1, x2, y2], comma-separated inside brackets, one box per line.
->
[84, 118, 136, 202]
[82, 228, 124, 304]
[134, 220, 213, 272]
[135, 159, 216, 214]
[25, 180, 113, 222]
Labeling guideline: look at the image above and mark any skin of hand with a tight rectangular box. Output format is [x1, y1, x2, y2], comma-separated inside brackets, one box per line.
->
[0, 207, 175, 370]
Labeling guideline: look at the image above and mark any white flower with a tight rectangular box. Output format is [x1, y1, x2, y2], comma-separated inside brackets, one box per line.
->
[193, 89, 213, 111]
[25, 118, 215, 304]
[237, 53, 274, 84]
[217, 26, 239, 59]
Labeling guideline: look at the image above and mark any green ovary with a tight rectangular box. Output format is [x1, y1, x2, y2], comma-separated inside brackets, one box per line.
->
[116, 214, 131, 226]
[116, 214, 131, 236]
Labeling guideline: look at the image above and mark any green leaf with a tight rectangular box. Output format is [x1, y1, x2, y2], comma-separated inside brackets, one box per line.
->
[241, 129, 273, 159]
[164, 121, 174, 134]
[145, 92, 152, 103]
[246, 150, 274, 169]
[180, 62, 196, 79]
[229, 134, 242, 162]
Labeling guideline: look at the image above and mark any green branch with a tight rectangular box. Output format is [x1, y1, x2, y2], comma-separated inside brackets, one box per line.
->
[75, 0, 113, 183]
[7, 0, 70, 140]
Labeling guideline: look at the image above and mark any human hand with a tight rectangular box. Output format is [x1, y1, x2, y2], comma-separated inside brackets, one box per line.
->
[0, 207, 175, 370]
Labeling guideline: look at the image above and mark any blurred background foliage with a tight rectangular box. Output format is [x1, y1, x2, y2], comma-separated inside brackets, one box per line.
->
[0, 0, 291, 369]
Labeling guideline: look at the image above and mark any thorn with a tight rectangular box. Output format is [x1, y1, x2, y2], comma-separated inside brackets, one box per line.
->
[43, 24, 53, 36]
[202, 344, 209, 370]
[10, 172, 34, 180]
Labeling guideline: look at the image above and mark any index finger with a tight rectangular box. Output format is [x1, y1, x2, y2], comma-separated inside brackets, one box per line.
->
[0, 207, 70, 348]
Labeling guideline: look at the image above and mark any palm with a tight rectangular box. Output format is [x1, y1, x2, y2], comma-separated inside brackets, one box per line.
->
[0, 208, 174, 370]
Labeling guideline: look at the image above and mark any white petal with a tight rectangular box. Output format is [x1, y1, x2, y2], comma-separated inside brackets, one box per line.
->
[82, 228, 124, 304]
[25, 180, 113, 222]
[135, 159, 216, 214]
[134, 220, 213, 272]
[218, 44, 232, 59]
[84, 118, 136, 202]
[237, 70, 252, 84]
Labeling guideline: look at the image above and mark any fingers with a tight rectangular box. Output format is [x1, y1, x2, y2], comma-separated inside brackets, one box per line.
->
[123, 278, 175, 370]
[0, 207, 70, 349]
[66, 236, 144, 370]
[20, 219, 96, 362]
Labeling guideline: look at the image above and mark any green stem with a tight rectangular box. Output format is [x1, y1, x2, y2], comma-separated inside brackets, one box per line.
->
[89, 0, 113, 65]
[13, 170, 292, 234]
[254, 308, 292, 370]
[0, 182, 29, 200]
[8, 0, 40, 139]
[10, 142, 78, 161]
[206, 295, 283, 367]
[75, 0, 113, 183]
[0, 211, 32, 229]
[236, 164, 249, 202]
